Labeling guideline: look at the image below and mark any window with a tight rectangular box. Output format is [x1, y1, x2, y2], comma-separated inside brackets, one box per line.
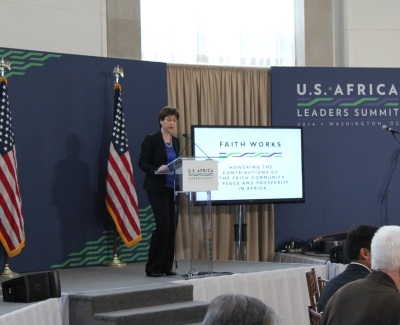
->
[141, 0, 295, 67]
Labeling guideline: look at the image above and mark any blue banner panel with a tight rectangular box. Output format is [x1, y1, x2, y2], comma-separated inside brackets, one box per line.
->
[0, 48, 167, 272]
[271, 67, 400, 249]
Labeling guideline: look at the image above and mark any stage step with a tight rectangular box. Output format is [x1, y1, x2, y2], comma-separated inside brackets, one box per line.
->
[68, 282, 209, 325]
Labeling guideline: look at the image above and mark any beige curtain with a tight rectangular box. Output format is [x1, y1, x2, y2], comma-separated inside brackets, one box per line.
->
[167, 64, 274, 262]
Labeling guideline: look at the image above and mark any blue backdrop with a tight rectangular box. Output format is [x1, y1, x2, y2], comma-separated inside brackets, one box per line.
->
[5, 58, 398, 270]
[271, 67, 400, 249]
[0, 48, 167, 272]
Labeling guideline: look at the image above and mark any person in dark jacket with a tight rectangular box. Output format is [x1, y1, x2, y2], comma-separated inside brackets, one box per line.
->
[138, 106, 180, 277]
[320, 225, 400, 325]
[318, 224, 378, 311]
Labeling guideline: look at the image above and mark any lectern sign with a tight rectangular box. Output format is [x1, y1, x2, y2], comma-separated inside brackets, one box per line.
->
[182, 159, 219, 192]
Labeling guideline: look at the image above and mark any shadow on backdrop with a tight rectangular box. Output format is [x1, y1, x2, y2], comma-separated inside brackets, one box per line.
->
[50, 134, 95, 259]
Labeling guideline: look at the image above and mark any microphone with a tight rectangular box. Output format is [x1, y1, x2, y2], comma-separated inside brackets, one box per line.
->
[183, 133, 210, 158]
[382, 125, 400, 134]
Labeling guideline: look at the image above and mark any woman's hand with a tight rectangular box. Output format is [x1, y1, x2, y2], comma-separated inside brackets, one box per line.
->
[157, 165, 169, 173]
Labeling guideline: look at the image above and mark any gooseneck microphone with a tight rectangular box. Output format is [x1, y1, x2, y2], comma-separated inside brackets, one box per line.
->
[382, 125, 400, 134]
[183, 133, 210, 158]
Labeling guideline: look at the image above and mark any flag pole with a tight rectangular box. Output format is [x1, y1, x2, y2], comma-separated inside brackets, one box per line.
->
[107, 229, 126, 267]
[0, 58, 11, 77]
[106, 65, 127, 267]
[1, 248, 19, 277]
[0, 59, 19, 277]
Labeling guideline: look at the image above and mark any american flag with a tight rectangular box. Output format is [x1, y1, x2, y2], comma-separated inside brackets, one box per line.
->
[106, 83, 141, 247]
[0, 78, 25, 257]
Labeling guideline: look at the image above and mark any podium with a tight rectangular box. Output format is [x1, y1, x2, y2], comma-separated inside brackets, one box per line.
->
[157, 156, 218, 277]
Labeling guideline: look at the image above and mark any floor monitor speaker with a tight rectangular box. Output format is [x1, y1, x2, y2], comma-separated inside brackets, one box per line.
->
[2, 271, 61, 303]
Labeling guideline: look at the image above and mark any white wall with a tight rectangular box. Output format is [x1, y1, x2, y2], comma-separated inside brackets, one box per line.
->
[342, 0, 400, 67]
[0, 0, 107, 57]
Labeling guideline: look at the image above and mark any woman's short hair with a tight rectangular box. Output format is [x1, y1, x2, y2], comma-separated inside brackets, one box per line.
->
[371, 225, 400, 271]
[158, 106, 179, 127]
[202, 293, 282, 325]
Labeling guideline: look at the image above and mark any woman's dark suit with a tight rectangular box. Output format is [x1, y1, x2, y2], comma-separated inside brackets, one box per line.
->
[138, 130, 180, 275]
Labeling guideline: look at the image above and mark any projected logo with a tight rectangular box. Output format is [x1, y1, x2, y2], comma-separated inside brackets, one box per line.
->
[296, 82, 400, 129]
[183, 160, 219, 192]
[188, 169, 214, 177]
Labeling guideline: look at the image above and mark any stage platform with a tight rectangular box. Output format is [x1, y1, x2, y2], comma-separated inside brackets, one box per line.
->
[0, 259, 342, 325]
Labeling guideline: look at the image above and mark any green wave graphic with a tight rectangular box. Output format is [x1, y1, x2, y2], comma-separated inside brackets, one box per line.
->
[0, 50, 25, 57]
[11, 63, 44, 70]
[247, 153, 269, 157]
[297, 98, 334, 107]
[141, 225, 156, 232]
[49, 205, 154, 269]
[9, 52, 46, 59]
[141, 214, 154, 221]
[30, 54, 62, 61]
[140, 213, 154, 220]
[120, 245, 148, 251]
[139, 205, 153, 212]
[339, 98, 379, 106]
[68, 256, 105, 267]
[4, 72, 25, 78]
[0, 48, 61, 79]
[219, 152, 241, 158]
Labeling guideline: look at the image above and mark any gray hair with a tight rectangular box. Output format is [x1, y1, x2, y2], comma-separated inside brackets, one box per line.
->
[202, 293, 282, 325]
[371, 225, 400, 271]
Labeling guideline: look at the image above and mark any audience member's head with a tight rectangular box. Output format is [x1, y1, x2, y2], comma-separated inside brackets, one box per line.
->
[344, 224, 379, 266]
[202, 293, 282, 325]
[371, 225, 400, 272]
[320, 225, 400, 324]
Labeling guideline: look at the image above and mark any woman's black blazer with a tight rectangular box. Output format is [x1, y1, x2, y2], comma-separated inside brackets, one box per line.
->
[138, 130, 180, 192]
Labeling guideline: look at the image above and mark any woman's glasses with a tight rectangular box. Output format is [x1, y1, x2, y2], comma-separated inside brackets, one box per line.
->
[164, 118, 177, 123]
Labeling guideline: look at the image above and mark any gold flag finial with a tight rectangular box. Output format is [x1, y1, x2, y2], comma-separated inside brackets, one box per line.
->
[0, 58, 11, 77]
[113, 65, 124, 84]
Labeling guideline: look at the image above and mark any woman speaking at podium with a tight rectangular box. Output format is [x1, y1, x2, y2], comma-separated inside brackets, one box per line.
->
[138, 106, 180, 277]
